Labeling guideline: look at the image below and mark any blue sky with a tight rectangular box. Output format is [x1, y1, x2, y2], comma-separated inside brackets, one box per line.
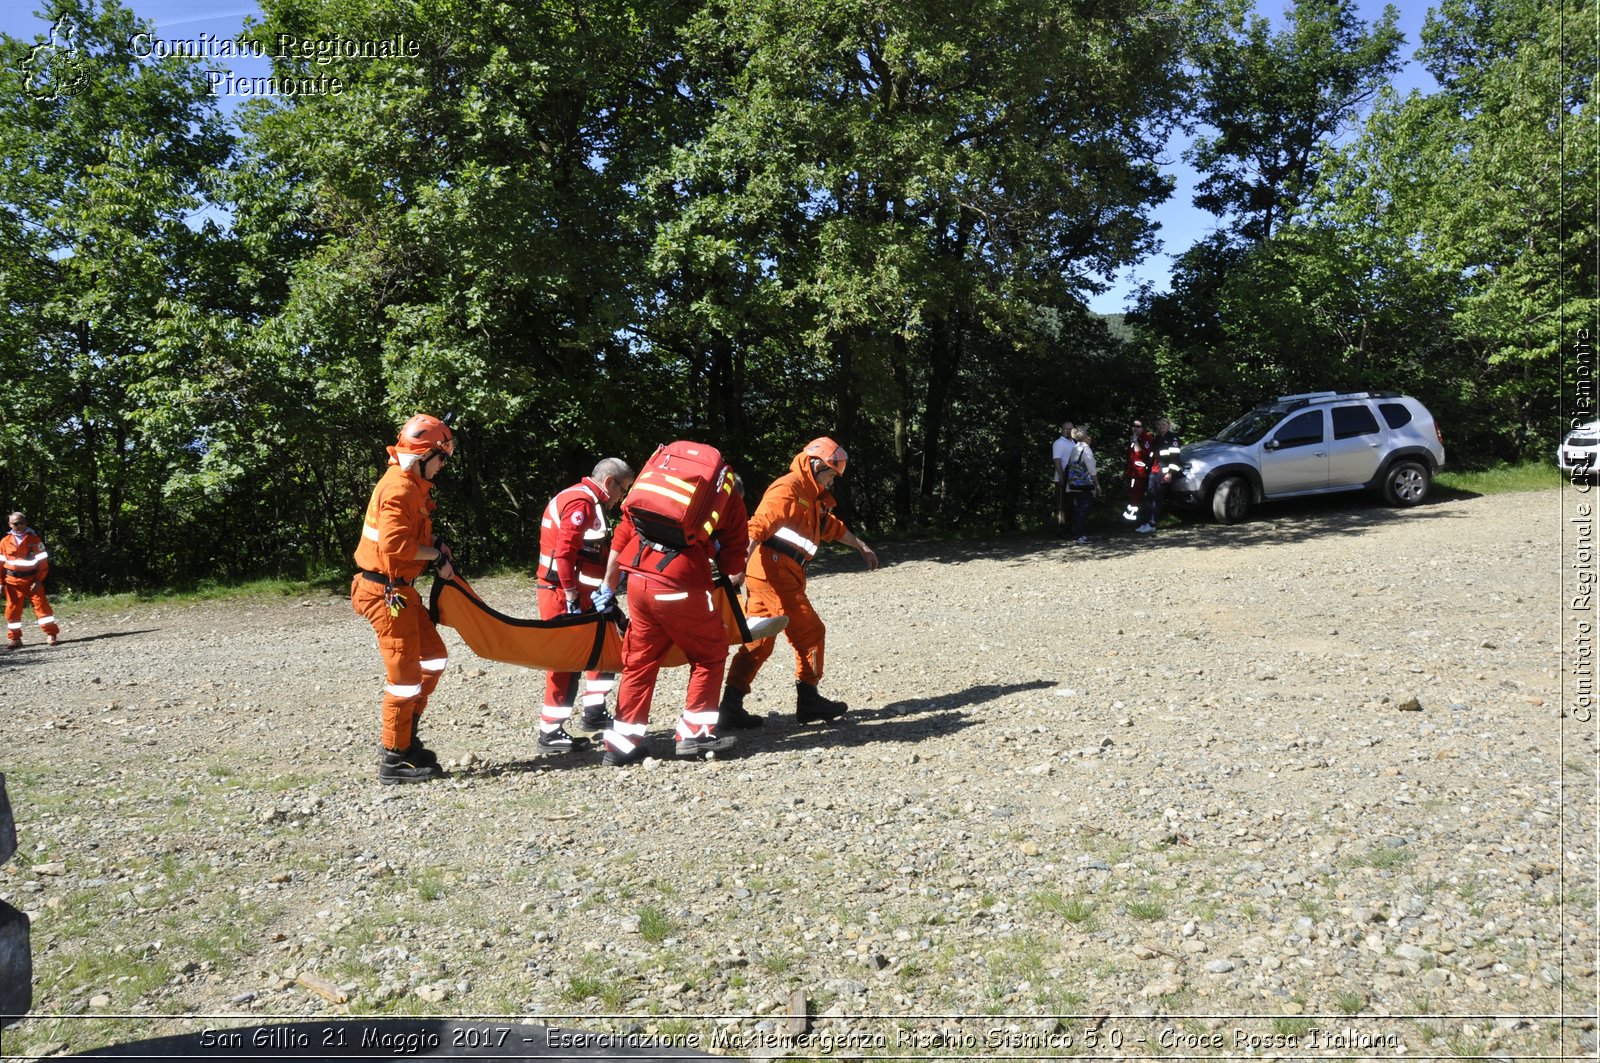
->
[4, 0, 1435, 315]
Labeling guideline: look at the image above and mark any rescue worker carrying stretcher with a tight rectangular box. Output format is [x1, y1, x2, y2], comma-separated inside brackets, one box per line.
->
[721, 437, 878, 727]
[351, 414, 457, 784]
[534, 457, 633, 752]
[593, 441, 750, 766]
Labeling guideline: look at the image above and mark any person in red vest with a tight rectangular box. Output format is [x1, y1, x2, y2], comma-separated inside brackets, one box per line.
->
[592, 452, 750, 767]
[534, 457, 634, 752]
[3, 512, 60, 648]
[351, 414, 456, 785]
[1122, 420, 1157, 523]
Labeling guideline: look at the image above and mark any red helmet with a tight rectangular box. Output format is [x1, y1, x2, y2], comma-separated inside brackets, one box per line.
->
[395, 414, 455, 457]
[804, 436, 848, 476]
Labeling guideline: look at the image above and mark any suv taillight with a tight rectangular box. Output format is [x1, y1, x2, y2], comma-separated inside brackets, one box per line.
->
[1435, 424, 1444, 446]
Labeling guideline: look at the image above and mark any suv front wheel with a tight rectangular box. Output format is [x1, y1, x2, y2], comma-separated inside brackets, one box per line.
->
[1211, 476, 1251, 523]
[1382, 460, 1431, 506]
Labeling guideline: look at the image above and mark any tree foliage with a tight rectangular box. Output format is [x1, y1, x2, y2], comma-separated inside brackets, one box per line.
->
[1136, 0, 1590, 456]
[0, 0, 1584, 590]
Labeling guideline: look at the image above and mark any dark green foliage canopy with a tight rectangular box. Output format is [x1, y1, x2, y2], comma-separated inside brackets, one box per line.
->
[0, 0, 1587, 590]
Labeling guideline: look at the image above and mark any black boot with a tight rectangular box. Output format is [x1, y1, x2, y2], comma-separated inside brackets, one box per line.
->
[719, 686, 764, 730]
[406, 720, 440, 769]
[796, 682, 848, 724]
[378, 747, 443, 785]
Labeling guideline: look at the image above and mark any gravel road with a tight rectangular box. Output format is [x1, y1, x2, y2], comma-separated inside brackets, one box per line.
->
[2, 488, 1594, 1060]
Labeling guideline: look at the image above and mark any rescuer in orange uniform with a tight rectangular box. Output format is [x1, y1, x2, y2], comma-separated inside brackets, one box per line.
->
[352, 414, 457, 784]
[534, 457, 634, 752]
[3, 512, 60, 648]
[721, 438, 878, 726]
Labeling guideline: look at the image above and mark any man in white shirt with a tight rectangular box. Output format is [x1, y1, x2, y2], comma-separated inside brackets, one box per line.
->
[1051, 421, 1075, 535]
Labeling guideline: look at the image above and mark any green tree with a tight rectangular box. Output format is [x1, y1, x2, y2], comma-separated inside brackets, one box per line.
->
[652, 0, 1189, 529]
[1189, 0, 1402, 243]
[0, 0, 233, 588]
[233, 0, 702, 567]
[1401, 0, 1595, 454]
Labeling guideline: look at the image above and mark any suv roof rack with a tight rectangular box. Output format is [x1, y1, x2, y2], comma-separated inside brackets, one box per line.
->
[1275, 389, 1407, 407]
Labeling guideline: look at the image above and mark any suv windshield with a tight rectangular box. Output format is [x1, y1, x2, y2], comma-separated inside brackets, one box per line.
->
[1214, 407, 1285, 445]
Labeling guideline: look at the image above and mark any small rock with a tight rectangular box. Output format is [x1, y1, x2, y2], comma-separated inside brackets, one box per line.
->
[1204, 960, 1235, 974]
[1397, 695, 1422, 712]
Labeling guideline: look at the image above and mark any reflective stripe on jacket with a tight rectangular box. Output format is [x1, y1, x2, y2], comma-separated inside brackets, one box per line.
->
[353, 463, 436, 582]
[746, 449, 847, 583]
[539, 477, 611, 591]
[1, 529, 48, 580]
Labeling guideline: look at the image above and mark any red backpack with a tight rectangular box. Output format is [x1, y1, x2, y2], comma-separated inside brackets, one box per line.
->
[623, 441, 735, 569]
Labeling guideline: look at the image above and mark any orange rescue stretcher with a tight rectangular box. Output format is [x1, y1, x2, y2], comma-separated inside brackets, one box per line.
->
[428, 574, 787, 673]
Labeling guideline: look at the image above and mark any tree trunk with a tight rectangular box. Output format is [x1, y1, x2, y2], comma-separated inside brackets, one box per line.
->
[891, 338, 912, 527]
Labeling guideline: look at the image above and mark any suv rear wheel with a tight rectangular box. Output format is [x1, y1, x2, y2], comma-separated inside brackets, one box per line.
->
[1382, 460, 1430, 506]
[1211, 476, 1251, 523]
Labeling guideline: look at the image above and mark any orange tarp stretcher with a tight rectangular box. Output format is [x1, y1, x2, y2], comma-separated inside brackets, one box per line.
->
[428, 574, 787, 673]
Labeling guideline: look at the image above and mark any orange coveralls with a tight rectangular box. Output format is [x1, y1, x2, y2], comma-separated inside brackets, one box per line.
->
[351, 462, 447, 751]
[725, 450, 848, 693]
[2, 527, 58, 646]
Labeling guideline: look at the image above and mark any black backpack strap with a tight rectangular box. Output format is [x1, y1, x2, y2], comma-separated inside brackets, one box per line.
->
[633, 534, 679, 572]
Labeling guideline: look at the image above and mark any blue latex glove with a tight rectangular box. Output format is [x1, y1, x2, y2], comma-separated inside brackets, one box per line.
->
[591, 585, 615, 614]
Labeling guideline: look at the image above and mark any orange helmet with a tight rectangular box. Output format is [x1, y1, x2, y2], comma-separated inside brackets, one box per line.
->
[804, 436, 848, 476]
[395, 414, 455, 457]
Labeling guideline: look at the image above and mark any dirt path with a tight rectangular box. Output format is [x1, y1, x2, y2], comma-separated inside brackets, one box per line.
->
[2, 489, 1594, 1059]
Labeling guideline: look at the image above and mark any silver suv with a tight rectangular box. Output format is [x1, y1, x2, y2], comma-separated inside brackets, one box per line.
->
[1169, 391, 1446, 523]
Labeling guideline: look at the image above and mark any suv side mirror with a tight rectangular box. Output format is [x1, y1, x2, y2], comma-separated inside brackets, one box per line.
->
[1264, 439, 1280, 451]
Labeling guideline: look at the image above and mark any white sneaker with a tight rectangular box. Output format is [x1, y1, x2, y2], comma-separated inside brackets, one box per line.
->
[1136, 523, 1155, 534]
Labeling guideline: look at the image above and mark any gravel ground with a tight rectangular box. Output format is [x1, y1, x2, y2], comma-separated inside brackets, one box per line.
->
[1, 488, 1595, 1060]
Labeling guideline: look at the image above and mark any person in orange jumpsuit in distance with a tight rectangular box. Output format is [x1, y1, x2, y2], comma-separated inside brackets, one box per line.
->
[3, 512, 60, 648]
[721, 437, 878, 727]
[351, 414, 458, 785]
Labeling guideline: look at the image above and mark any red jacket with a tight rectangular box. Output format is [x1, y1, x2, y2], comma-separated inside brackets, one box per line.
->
[538, 476, 613, 592]
[1126, 431, 1157, 481]
[1, 528, 49, 583]
[746, 450, 848, 582]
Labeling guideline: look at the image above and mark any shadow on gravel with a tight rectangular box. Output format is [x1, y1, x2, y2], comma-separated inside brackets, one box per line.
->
[874, 680, 1055, 717]
[741, 681, 1049, 754]
[70, 1018, 716, 1060]
[480, 753, 611, 777]
[0, 649, 51, 672]
[49, 628, 158, 645]
[754, 709, 980, 754]
[819, 494, 1468, 571]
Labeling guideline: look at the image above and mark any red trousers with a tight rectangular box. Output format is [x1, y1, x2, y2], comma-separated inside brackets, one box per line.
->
[1124, 474, 1149, 519]
[726, 563, 825, 693]
[606, 579, 727, 756]
[536, 585, 614, 727]
[4, 577, 57, 643]
[351, 577, 447, 751]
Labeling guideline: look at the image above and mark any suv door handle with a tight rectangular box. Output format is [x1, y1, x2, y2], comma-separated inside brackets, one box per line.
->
[1314, 451, 1328, 457]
